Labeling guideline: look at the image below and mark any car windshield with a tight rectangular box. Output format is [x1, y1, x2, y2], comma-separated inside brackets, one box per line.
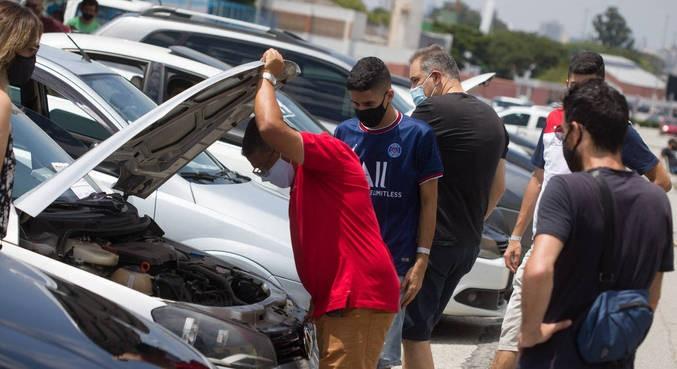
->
[80, 74, 157, 123]
[277, 91, 325, 134]
[11, 108, 101, 201]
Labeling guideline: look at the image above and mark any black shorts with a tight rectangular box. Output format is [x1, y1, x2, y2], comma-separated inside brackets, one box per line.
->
[402, 245, 479, 341]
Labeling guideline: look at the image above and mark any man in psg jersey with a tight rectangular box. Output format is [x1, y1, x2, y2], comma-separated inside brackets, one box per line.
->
[335, 57, 443, 369]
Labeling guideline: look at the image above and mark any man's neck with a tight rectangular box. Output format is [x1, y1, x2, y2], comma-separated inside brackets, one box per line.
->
[371, 106, 399, 130]
[81, 16, 93, 24]
[583, 152, 625, 172]
[442, 78, 464, 94]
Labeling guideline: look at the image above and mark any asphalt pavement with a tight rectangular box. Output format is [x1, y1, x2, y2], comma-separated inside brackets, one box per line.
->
[394, 126, 677, 369]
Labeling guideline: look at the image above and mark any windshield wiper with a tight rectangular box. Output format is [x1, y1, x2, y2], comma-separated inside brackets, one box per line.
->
[181, 169, 249, 184]
[180, 171, 222, 181]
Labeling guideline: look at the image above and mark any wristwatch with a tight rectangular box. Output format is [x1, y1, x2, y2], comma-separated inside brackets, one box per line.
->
[509, 235, 522, 242]
[262, 71, 277, 86]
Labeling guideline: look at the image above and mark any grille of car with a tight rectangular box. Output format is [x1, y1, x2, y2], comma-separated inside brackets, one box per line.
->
[262, 325, 308, 364]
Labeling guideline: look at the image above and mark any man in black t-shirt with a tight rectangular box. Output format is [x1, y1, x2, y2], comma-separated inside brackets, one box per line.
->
[402, 44, 508, 369]
[519, 79, 674, 369]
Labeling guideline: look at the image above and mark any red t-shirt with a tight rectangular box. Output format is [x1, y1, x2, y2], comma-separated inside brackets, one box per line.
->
[290, 132, 400, 318]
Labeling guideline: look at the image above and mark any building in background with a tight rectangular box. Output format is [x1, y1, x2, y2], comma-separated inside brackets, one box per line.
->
[258, 0, 367, 56]
[602, 53, 666, 99]
[258, 0, 429, 76]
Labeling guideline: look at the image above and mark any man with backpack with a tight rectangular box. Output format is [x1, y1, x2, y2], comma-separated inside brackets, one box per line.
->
[518, 79, 673, 368]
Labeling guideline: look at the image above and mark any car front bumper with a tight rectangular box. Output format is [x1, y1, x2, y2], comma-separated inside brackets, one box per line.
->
[443, 256, 511, 317]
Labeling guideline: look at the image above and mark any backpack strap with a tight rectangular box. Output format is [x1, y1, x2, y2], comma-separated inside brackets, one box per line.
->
[591, 170, 617, 290]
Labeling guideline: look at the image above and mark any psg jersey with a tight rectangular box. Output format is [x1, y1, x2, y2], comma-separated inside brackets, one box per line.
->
[335, 111, 443, 275]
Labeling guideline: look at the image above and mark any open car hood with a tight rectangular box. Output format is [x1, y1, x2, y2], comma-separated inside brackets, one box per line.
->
[461, 72, 496, 92]
[15, 61, 263, 217]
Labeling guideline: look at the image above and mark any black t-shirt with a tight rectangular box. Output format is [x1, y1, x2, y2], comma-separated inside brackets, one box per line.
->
[412, 93, 507, 248]
[521, 168, 674, 369]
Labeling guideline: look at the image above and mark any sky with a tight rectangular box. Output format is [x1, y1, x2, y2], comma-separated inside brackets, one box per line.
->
[365, 0, 677, 51]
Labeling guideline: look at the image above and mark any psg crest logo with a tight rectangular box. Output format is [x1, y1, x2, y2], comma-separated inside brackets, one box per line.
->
[387, 143, 402, 158]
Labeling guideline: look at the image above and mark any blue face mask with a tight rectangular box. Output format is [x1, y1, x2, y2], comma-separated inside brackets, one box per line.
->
[410, 73, 435, 106]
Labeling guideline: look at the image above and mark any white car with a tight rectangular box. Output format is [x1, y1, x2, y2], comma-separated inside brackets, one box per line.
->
[40, 34, 513, 317]
[4, 67, 316, 368]
[18, 43, 313, 312]
[492, 96, 534, 112]
[499, 105, 553, 142]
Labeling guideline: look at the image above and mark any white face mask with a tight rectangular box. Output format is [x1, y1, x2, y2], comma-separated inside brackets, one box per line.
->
[258, 156, 295, 188]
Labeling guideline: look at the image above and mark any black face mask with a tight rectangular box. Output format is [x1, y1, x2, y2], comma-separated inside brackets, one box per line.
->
[82, 12, 95, 20]
[562, 127, 584, 172]
[7, 54, 36, 87]
[356, 93, 389, 128]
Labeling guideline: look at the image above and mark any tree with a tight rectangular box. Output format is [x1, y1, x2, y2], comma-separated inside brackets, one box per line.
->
[332, 0, 366, 12]
[593, 7, 634, 49]
[367, 7, 390, 27]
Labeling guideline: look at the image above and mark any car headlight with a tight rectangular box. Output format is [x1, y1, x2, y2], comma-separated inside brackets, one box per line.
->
[152, 305, 277, 365]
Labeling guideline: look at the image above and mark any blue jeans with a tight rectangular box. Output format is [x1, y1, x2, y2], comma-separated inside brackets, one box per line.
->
[378, 277, 405, 369]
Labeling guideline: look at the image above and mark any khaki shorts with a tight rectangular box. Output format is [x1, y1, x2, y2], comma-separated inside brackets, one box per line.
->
[497, 247, 533, 352]
[315, 308, 395, 369]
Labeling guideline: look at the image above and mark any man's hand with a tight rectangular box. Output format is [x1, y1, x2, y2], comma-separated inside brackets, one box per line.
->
[504, 240, 522, 273]
[261, 48, 285, 78]
[519, 320, 572, 348]
[401, 256, 428, 307]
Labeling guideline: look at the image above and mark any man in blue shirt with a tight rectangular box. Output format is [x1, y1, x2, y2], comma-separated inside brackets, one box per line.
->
[335, 57, 443, 369]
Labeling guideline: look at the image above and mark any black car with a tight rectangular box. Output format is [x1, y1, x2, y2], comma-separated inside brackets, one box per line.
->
[0, 252, 215, 369]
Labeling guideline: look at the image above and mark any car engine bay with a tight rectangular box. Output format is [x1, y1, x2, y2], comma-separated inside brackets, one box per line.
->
[19, 192, 270, 307]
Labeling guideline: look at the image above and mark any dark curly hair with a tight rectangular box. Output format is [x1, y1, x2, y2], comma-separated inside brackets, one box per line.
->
[346, 57, 391, 92]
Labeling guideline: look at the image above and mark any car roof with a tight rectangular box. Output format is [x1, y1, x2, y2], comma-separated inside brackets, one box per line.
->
[98, 11, 354, 70]
[37, 44, 116, 76]
[137, 6, 347, 56]
[499, 105, 552, 115]
[41, 33, 221, 78]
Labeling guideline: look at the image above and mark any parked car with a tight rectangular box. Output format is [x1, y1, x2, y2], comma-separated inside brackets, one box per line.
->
[492, 96, 533, 112]
[0, 251, 219, 369]
[660, 119, 677, 135]
[6, 61, 315, 367]
[95, 6, 416, 127]
[498, 105, 552, 143]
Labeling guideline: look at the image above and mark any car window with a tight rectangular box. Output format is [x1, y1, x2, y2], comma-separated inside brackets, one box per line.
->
[281, 51, 353, 123]
[143, 31, 265, 66]
[143, 30, 353, 123]
[11, 110, 101, 201]
[47, 95, 110, 141]
[164, 67, 204, 103]
[14, 79, 112, 142]
[84, 53, 149, 90]
[80, 74, 157, 123]
[536, 116, 547, 128]
[502, 113, 530, 127]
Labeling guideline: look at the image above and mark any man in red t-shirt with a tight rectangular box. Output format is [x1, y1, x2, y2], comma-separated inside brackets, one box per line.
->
[242, 49, 400, 369]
